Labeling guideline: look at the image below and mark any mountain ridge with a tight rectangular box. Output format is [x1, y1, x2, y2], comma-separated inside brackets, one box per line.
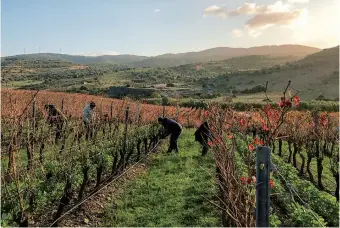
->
[2, 44, 321, 67]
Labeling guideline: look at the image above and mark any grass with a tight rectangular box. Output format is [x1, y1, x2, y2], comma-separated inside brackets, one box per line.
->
[101, 128, 220, 227]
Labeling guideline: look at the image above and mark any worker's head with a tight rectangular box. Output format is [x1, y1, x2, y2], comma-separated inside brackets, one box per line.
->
[89, 102, 96, 109]
[44, 104, 56, 111]
[158, 117, 163, 123]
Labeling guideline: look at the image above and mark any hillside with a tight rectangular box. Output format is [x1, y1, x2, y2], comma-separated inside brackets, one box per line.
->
[131, 45, 320, 67]
[207, 46, 339, 100]
[2, 45, 320, 68]
[2, 45, 337, 101]
[1, 53, 148, 65]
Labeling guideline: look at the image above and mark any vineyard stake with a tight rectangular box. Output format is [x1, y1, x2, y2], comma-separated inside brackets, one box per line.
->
[100, 101, 103, 120]
[61, 98, 64, 113]
[162, 105, 165, 118]
[65, 97, 69, 116]
[256, 146, 270, 227]
[110, 102, 113, 120]
[122, 106, 129, 169]
[32, 97, 36, 134]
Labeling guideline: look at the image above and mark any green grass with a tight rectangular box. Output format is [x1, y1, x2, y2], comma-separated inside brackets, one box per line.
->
[101, 128, 220, 227]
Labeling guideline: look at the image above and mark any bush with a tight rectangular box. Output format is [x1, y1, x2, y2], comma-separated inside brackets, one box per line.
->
[161, 96, 170, 106]
[79, 86, 88, 91]
[241, 85, 266, 94]
[150, 92, 161, 98]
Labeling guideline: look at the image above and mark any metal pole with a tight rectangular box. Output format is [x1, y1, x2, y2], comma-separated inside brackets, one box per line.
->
[256, 146, 270, 227]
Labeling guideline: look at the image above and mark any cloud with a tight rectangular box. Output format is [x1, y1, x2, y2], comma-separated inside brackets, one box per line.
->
[287, 0, 309, 3]
[247, 29, 263, 38]
[72, 51, 120, 56]
[204, 1, 308, 38]
[231, 29, 243, 38]
[204, 1, 294, 17]
[153, 9, 160, 13]
[203, 5, 228, 18]
[246, 9, 304, 29]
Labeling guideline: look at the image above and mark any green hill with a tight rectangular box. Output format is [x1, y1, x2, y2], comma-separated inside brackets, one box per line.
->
[1, 53, 148, 65]
[130, 45, 320, 67]
[2, 45, 320, 68]
[2, 45, 337, 101]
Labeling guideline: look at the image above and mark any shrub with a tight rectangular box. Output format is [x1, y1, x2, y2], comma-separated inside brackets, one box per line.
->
[161, 96, 170, 106]
[241, 85, 266, 94]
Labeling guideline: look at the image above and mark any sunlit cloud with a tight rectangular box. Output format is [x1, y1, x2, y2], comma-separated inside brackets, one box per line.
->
[203, 5, 228, 18]
[153, 9, 160, 13]
[231, 29, 243, 38]
[203, 1, 309, 39]
[287, 0, 309, 3]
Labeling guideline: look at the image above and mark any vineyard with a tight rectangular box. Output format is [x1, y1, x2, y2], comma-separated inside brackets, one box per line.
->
[1, 87, 339, 227]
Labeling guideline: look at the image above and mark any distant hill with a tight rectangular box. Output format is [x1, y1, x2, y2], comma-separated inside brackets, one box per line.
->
[2, 45, 320, 68]
[170, 55, 302, 75]
[211, 46, 339, 100]
[1, 53, 148, 65]
[130, 45, 320, 67]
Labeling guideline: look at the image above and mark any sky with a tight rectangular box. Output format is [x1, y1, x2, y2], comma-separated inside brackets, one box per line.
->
[1, 0, 339, 57]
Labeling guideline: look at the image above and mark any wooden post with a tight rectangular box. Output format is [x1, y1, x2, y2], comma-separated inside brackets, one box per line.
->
[61, 98, 64, 113]
[32, 97, 36, 134]
[65, 97, 69, 116]
[100, 102, 103, 120]
[256, 146, 270, 227]
[135, 103, 140, 123]
[122, 107, 129, 169]
[110, 102, 113, 120]
[176, 106, 180, 121]
[162, 105, 165, 118]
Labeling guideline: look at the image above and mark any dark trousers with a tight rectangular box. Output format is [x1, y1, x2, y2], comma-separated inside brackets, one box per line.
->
[168, 130, 182, 153]
[84, 121, 93, 140]
[198, 137, 209, 156]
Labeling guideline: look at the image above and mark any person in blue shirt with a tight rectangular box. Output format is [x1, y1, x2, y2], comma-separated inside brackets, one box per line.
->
[158, 117, 182, 153]
[82, 102, 96, 140]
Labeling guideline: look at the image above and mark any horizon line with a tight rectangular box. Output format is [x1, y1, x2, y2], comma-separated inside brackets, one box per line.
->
[2, 43, 337, 58]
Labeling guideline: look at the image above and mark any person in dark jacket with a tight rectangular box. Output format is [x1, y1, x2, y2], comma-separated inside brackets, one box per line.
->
[194, 121, 211, 156]
[158, 117, 182, 153]
[44, 104, 67, 141]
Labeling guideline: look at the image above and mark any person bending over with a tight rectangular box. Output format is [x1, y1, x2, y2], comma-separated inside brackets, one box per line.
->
[158, 117, 182, 153]
[44, 104, 67, 141]
[194, 121, 212, 156]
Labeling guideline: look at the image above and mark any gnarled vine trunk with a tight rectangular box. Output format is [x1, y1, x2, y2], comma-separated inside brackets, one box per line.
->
[287, 141, 293, 163]
[299, 151, 305, 175]
[315, 140, 324, 190]
[292, 143, 298, 168]
[78, 166, 89, 202]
